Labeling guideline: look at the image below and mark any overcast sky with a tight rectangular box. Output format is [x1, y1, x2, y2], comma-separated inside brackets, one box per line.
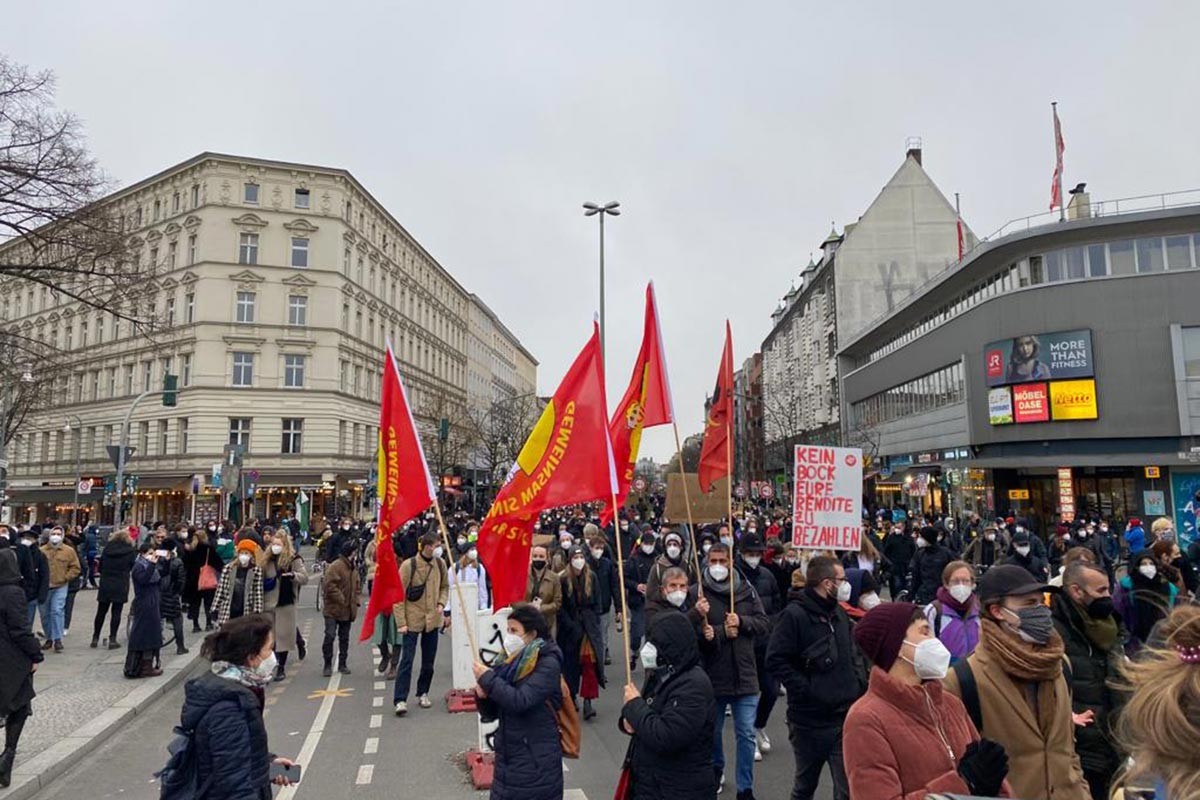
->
[6, 2, 1199, 460]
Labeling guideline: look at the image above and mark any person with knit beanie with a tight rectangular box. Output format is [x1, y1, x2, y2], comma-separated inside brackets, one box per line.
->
[844, 602, 1010, 800]
[212, 537, 264, 627]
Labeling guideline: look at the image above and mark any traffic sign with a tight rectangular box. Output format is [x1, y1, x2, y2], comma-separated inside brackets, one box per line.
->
[106, 445, 135, 469]
[632, 477, 647, 493]
[77, 479, 93, 495]
[760, 484, 774, 499]
[734, 484, 747, 499]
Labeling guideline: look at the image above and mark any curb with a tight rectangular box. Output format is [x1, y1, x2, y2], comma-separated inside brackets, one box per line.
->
[2, 650, 203, 800]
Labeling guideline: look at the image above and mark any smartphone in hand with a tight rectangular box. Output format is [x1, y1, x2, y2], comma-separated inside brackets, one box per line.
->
[269, 763, 301, 782]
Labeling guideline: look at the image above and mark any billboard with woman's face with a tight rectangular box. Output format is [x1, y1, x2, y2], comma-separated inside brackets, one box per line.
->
[985, 329, 1094, 388]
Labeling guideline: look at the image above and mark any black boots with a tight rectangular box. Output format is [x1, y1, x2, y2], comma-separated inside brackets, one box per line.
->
[274, 651, 288, 682]
[582, 699, 596, 721]
[0, 747, 14, 788]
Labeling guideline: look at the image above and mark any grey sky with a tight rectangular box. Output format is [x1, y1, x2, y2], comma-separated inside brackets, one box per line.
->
[6, 1, 1199, 461]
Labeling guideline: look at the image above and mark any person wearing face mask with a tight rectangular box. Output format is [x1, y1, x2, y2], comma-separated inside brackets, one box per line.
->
[0, 544, 43, 788]
[1123, 517, 1146, 555]
[924, 561, 981, 664]
[212, 522, 235, 563]
[213, 536, 265, 628]
[766, 556, 865, 800]
[472, 603, 564, 800]
[449, 539, 491, 612]
[881, 522, 915, 600]
[716, 522, 735, 553]
[624, 529, 658, 671]
[583, 528, 620, 667]
[182, 525, 223, 633]
[0, 526, 38, 630]
[695, 543, 771, 800]
[263, 533, 307, 681]
[392, 533, 449, 712]
[619, 611, 717, 799]
[1151, 539, 1194, 596]
[1052, 562, 1127, 800]
[736, 534, 782, 763]
[1113, 550, 1178, 652]
[123, 539, 164, 678]
[37, 526, 80, 652]
[524, 544, 562, 635]
[943, 564, 1090, 800]
[845, 602, 1010, 800]
[838, 568, 881, 622]
[1003, 530, 1049, 582]
[550, 528, 575, 573]
[646, 530, 698, 598]
[320, 540, 361, 678]
[907, 526, 954, 607]
[557, 545, 605, 720]
[156, 538, 189, 655]
[645, 566, 691, 631]
[962, 524, 1005, 574]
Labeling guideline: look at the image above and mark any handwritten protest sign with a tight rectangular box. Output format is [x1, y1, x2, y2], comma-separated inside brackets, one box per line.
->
[792, 445, 863, 551]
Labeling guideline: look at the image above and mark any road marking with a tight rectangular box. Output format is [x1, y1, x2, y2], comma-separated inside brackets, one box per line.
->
[307, 687, 354, 699]
[372, 696, 383, 707]
[373, 681, 385, 690]
[369, 714, 382, 728]
[276, 669, 342, 800]
[364, 738, 379, 754]
[356, 765, 374, 785]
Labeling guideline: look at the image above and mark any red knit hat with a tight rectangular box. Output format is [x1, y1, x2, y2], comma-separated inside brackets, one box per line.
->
[853, 602, 919, 671]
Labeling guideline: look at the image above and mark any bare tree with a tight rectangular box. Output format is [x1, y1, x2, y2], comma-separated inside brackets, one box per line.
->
[465, 394, 540, 505]
[663, 433, 703, 476]
[416, 392, 478, 494]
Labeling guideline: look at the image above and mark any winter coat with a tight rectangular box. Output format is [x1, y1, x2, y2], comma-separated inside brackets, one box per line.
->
[962, 536, 1005, 570]
[270, 554, 308, 654]
[645, 553, 698, 598]
[158, 555, 186, 619]
[395, 554, 448, 632]
[926, 596, 982, 663]
[97, 539, 137, 604]
[739, 559, 783, 618]
[0, 550, 43, 715]
[322, 556, 361, 622]
[180, 671, 272, 800]
[1003, 550, 1049, 582]
[621, 613, 716, 800]
[213, 562, 264, 627]
[128, 556, 163, 652]
[766, 587, 866, 727]
[588, 553, 622, 615]
[881, 533, 916, 578]
[1124, 525, 1146, 553]
[943, 627, 1090, 800]
[1, 539, 43, 605]
[844, 667, 1001, 800]
[690, 569, 770, 697]
[909, 544, 954, 605]
[181, 540, 223, 604]
[624, 549, 658, 610]
[557, 569, 606, 693]
[476, 640, 564, 800]
[1051, 594, 1127, 778]
[40, 542, 81, 588]
[1113, 573, 1177, 650]
[524, 567, 562, 634]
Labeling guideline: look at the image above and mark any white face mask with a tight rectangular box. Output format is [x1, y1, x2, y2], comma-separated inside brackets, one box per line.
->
[744, 555, 761, 569]
[836, 580, 852, 603]
[720, 536, 733, 548]
[1015, 545, 1030, 557]
[708, 564, 729, 582]
[252, 651, 278, 681]
[666, 545, 681, 560]
[49, 534, 63, 545]
[666, 589, 687, 608]
[1139, 563, 1158, 580]
[591, 548, 604, 561]
[948, 584, 974, 604]
[641, 543, 655, 555]
[570, 557, 586, 571]
[238, 552, 252, 566]
[903, 638, 952, 681]
[639, 641, 658, 670]
[457, 538, 467, 547]
[468, 548, 478, 561]
[915, 538, 928, 549]
[271, 544, 283, 555]
[702, 543, 712, 554]
[860, 592, 881, 611]
[985, 533, 996, 542]
[1100, 526, 1109, 533]
[502, 632, 526, 655]
[433, 546, 444, 559]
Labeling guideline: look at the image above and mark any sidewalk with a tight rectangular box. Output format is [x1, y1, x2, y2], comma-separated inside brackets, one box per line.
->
[3, 585, 201, 800]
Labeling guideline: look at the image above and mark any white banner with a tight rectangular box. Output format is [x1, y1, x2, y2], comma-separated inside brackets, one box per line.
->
[792, 445, 863, 551]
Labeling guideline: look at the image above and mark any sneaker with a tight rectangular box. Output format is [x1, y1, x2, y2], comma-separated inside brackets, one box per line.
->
[108, 640, 122, 650]
[715, 769, 725, 793]
[756, 728, 771, 754]
[725, 706, 732, 717]
[322, 664, 332, 678]
[90, 639, 98, 649]
[418, 694, 431, 709]
[63, 628, 69, 636]
[41, 639, 53, 651]
[176, 646, 189, 655]
[53, 640, 63, 653]
[394, 701, 408, 716]
[754, 743, 762, 761]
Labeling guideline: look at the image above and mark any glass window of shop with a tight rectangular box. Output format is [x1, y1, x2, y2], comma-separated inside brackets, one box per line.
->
[1087, 244, 1107, 277]
[1076, 476, 1138, 521]
[1065, 247, 1087, 280]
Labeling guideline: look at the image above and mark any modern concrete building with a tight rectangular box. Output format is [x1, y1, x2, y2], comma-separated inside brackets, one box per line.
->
[839, 188, 1200, 537]
[1, 152, 535, 526]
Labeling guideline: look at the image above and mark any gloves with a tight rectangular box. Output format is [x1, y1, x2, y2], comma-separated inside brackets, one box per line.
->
[957, 738, 1009, 797]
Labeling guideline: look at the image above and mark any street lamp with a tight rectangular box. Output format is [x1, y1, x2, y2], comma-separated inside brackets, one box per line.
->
[582, 201, 620, 364]
[64, 414, 83, 530]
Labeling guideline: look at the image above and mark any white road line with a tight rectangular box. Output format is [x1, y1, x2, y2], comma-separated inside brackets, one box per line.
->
[275, 669, 342, 800]
[355, 765, 374, 785]
[373, 681, 385, 690]
[363, 737, 379, 754]
[372, 696, 383, 707]
[369, 714, 382, 728]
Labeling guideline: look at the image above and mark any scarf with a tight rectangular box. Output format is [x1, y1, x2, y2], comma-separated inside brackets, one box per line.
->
[212, 660, 273, 688]
[935, 585, 977, 617]
[1077, 608, 1120, 651]
[804, 586, 838, 613]
[980, 617, 1065, 682]
[497, 638, 545, 684]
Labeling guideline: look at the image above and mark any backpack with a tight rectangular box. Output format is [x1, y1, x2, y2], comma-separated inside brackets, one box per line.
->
[155, 701, 231, 800]
[952, 657, 1073, 733]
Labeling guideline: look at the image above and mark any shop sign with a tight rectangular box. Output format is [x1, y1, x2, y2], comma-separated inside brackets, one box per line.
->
[791, 445, 862, 551]
[1013, 383, 1050, 423]
[1050, 379, 1099, 421]
[985, 329, 1094, 387]
[988, 387, 1014, 425]
[908, 473, 930, 497]
[1144, 490, 1166, 516]
[1057, 467, 1075, 522]
[1145, 467, 1161, 479]
[1008, 489, 1030, 500]
[917, 452, 935, 464]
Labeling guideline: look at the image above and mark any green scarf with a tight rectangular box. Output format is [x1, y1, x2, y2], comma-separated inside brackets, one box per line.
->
[1077, 608, 1120, 651]
[503, 637, 545, 683]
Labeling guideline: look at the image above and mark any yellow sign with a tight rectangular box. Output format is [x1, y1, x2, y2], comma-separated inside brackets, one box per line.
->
[1008, 489, 1030, 500]
[1145, 466, 1161, 479]
[1050, 379, 1098, 421]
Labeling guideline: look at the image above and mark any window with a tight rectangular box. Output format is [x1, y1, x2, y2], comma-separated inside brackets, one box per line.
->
[291, 237, 309, 268]
[236, 291, 256, 323]
[1136, 238, 1164, 273]
[107, 368, 116, 397]
[139, 421, 150, 455]
[179, 418, 189, 454]
[1166, 235, 1193, 269]
[1044, 250, 1063, 282]
[185, 292, 195, 323]
[228, 418, 252, 448]
[111, 313, 119, 340]
[80, 319, 89, 345]
[238, 233, 259, 265]
[288, 295, 307, 326]
[187, 235, 197, 266]
[284, 354, 306, 388]
[168, 241, 178, 269]
[339, 359, 349, 391]
[172, 192, 180, 213]
[142, 360, 153, 391]
[158, 420, 169, 455]
[232, 352, 254, 386]
[1087, 244, 1108, 277]
[282, 418, 303, 454]
[191, 184, 200, 207]
[1109, 240, 1136, 275]
[65, 324, 73, 350]
[124, 364, 134, 395]
[166, 297, 176, 326]
[135, 207, 142, 227]
[1064, 247, 1086, 280]
[153, 199, 161, 220]
[1183, 327, 1200, 378]
[341, 303, 349, 329]
[244, 183, 259, 204]
[355, 311, 363, 337]
[343, 248, 351, 276]
[181, 353, 192, 386]
[339, 420, 347, 452]
[294, 188, 310, 209]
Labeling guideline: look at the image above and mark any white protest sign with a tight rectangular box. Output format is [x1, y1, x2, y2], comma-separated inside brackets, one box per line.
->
[475, 605, 511, 753]
[450, 582, 480, 690]
[791, 445, 863, 551]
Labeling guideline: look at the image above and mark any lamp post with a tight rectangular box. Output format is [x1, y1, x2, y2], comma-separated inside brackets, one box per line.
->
[582, 201, 620, 364]
[64, 414, 83, 530]
[0, 363, 36, 524]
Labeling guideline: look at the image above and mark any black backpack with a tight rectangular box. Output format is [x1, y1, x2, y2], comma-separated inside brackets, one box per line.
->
[155, 701, 232, 800]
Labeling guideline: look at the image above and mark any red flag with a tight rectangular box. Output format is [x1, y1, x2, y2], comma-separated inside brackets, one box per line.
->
[956, 216, 965, 260]
[478, 321, 617, 610]
[360, 343, 437, 641]
[697, 322, 734, 494]
[603, 282, 674, 525]
[1050, 103, 1065, 211]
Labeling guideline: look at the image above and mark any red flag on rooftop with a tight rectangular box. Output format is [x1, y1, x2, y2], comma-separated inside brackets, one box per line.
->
[603, 282, 674, 525]
[1050, 102, 1065, 212]
[360, 344, 437, 641]
[477, 321, 617, 610]
[697, 322, 734, 494]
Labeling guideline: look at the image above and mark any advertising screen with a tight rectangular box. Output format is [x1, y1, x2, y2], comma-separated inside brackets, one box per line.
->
[988, 387, 1014, 425]
[985, 329, 1094, 388]
[1049, 379, 1099, 420]
[1012, 383, 1050, 423]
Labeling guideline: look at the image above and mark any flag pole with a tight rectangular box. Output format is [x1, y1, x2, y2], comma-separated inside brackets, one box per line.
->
[432, 498, 480, 658]
[671, 421, 705, 598]
[726, 420, 734, 615]
[610, 488, 634, 686]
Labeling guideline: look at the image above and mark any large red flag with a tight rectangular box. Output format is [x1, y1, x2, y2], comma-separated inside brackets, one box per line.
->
[697, 322, 734, 494]
[360, 343, 437, 641]
[1049, 103, 1065, 212]
[478, 321, 617, 610]
[603, 282, 674, 525]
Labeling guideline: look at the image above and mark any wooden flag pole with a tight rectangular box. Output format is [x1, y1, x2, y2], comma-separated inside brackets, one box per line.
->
[610, 488, 635, 686]
[432, 500, 479, 658]
[671, 421, 705, 598]
[726, 420, 735, 615]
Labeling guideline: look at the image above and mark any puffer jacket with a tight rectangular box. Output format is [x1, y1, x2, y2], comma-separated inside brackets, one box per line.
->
[909, 543, 954, 605]
[621, 613, 716, 800]
[0, 550, 43, 715]
[688, 568, 770, 697]
[158, 555, 186, 619]
[97, 539, 137, 604]
[180, 671, 272, 800]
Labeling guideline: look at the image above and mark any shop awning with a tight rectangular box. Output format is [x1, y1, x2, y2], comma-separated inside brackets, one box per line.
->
[252, 473, 330, 488]
[134, 476, 193, 491]
[7, 486, 94, 504]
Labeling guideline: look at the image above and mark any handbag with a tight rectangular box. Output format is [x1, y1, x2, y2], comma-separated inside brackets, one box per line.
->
[404, 560, 429, 602]
[198, 565, 218, 592]
[552, 677, 581, 759]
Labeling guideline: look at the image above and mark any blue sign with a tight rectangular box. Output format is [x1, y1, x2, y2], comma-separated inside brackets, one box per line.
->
[1172, 471, 1200, 549]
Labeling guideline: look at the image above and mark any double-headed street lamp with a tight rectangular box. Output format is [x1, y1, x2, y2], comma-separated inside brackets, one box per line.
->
[63, 414, 83, 530]
[582, 201, 620, 364]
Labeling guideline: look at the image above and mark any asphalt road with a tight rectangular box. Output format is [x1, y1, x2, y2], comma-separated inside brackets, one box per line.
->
[36, 581, 832, 800]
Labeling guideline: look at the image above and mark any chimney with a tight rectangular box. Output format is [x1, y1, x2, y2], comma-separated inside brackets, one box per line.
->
[1067, 183, 1090, 220]
[905, 136, 923, 166]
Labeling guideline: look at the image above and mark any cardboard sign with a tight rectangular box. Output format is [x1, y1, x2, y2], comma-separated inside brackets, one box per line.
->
[665, 473, 730, 522]
[1013, 383, 1050, 423]
[791, 445, 862, 551]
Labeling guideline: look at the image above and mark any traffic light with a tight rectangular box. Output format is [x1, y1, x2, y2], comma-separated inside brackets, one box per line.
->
[438, 417, 449, 442]
[162, 373, 178, 407]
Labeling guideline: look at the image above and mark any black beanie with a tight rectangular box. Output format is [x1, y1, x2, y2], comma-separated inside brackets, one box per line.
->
[853, 602, 918, 671]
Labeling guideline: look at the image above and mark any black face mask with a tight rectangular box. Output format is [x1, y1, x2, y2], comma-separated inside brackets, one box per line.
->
[531, 559, 547, 571]
[1086, 596, 1115, 620]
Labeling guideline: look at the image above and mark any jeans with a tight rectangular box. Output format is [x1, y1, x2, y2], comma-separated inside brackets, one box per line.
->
[165, 613, 186, 652]
[787, 722, 849, 800]
[27, 600, 38, 628]
[322, 617, 351, 667]
[754, 649, 780, 729]
[713, 694, 759, 793]
[393, 629, 439, 703]
[39, 585, 68, 642]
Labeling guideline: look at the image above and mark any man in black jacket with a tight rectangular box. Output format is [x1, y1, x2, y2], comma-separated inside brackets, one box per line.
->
[14, 528, 49, 628]
[1053, 562, 1127, 800]
[766, 555, 864, 800]
[625, 528, 658, 671]
[584, 525, 621, 667]
[689, 542, 769, 800]
[737, 534, 782, 761]
[880, 523, 914, 599]
[908, 526, 954, 605]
